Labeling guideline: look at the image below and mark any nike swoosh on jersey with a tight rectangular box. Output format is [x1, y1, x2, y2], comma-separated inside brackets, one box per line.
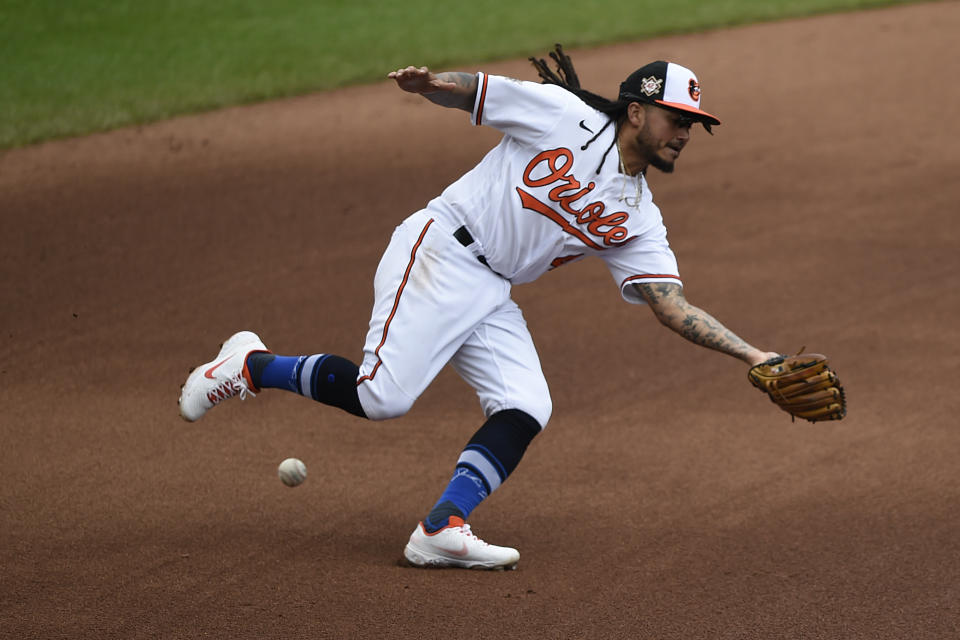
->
[578, 119, 594, 133]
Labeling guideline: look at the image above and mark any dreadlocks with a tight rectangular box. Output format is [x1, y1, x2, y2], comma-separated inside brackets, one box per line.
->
[529, 44, 632, 117]
[529, 43, 630, 173]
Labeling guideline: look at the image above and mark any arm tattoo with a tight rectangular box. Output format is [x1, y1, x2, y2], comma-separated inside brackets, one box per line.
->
[425, 72, 478, 112]
[634, 283, 755, 360]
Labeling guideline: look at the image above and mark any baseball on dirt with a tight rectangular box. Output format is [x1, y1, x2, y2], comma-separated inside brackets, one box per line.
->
[277, 458, 307, 487]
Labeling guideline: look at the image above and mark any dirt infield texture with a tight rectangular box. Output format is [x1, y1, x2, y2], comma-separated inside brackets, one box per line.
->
[2, 3, 959, 638]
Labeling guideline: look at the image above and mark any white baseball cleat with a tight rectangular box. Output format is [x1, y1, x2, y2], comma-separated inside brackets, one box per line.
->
[178, 331, 269, 422]
[403, 516, 519, 570]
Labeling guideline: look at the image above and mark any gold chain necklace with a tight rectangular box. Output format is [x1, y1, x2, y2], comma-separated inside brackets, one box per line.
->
[616, 138, 643, 207]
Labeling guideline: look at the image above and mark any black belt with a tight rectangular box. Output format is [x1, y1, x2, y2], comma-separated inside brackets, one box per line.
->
[453, 225, 496, 271]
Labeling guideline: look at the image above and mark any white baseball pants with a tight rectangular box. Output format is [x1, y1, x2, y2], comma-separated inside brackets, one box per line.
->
[356, 211, 552, 428]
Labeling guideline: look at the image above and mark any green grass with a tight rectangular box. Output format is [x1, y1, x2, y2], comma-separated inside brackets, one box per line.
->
[0, 0, 918, 149]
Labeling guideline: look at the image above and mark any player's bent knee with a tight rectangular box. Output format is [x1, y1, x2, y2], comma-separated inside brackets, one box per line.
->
[510, 398, 551, 431]
[356, 381, 416, 421]
[358, 395, 415, 421]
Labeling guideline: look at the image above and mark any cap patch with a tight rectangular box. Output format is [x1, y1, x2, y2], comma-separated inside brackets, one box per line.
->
[640, 76, 663, 97]
[619, 60, 721, 128]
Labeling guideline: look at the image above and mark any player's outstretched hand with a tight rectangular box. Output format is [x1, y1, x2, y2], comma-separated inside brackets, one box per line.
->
[747, 352, 847, 423]
[750, 351, 782, 366]
[388, 66, 457, 94]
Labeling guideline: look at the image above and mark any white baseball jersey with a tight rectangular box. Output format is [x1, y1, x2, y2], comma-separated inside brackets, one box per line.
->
[357, 72, 685, 424]
[425, 72, 683, 304]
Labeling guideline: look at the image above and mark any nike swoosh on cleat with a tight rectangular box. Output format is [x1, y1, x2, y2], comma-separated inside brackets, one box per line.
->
[579, 119, 594, 133]
[204, 357, 231, 379]
[438, 544, 470, 557]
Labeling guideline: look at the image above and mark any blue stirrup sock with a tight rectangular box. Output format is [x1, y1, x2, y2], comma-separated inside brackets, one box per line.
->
[246, 353, 366, 418]
[423, 409, 542, 532]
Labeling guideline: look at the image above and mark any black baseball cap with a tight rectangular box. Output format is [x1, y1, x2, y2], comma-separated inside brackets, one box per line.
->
[619, 61, 721, 128]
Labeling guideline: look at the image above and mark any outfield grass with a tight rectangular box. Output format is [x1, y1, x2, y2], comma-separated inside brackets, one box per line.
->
[1, 0, 917, 149]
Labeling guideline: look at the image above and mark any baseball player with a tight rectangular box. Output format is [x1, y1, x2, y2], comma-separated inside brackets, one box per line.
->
[179, 46, 781, 570]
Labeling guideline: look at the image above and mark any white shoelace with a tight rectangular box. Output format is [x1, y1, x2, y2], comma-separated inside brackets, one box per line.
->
[206, 375, 256, 405]
[457, 523, 489, 547]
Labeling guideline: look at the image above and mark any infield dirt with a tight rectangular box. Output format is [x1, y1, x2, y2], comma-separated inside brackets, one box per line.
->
[2, 3, 959, 638]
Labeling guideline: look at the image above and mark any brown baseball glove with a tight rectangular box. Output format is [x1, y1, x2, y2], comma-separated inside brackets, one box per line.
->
[748, 353, 846, 422]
